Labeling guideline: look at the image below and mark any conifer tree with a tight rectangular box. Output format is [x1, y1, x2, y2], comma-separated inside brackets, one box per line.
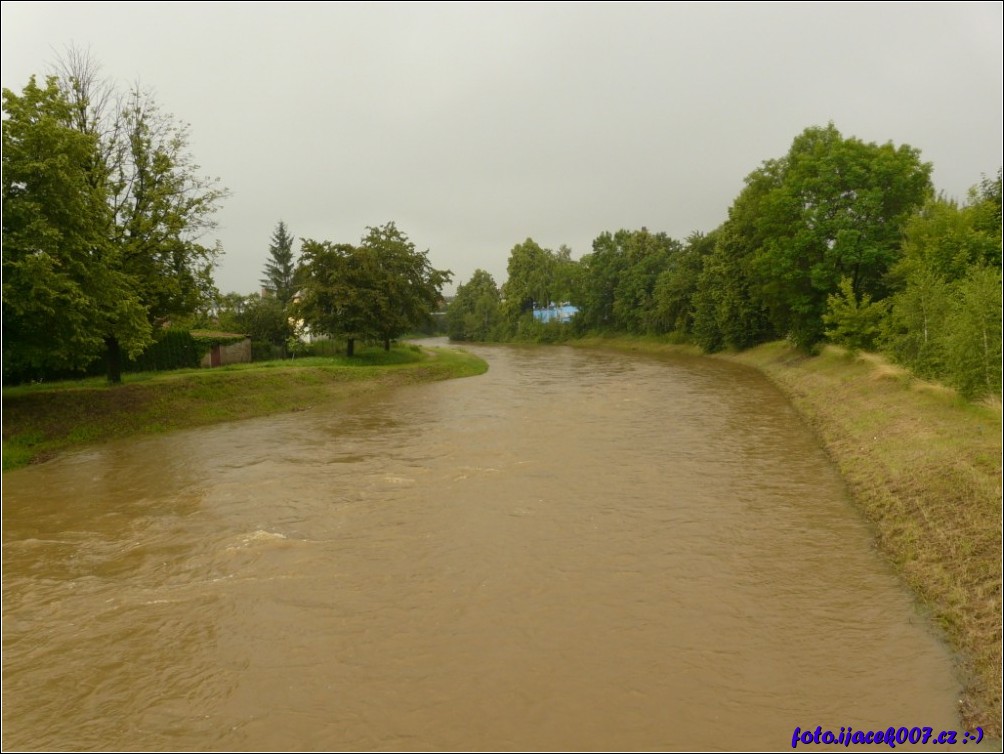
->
[261, 220, 297, 307]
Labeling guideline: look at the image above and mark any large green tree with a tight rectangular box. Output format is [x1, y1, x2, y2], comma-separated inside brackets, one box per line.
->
[295, 240, 378, 357]
[235, 293, 295, 349]
[261, 220, 297, 307]
[611, 228, 681, 334]
[295, 224, 448, 357]
[56, 50, 227, 381]
[880, 170, 1002, 395]
[447, 269, 501, 341]
[2, 76, 149, 381]
[576, 231, 627, 332]
[576, 228, 684, 335]
[651, 231, 716, 336]
[361, 222, 451, 350]
[691, 162, 783, 351]
[499, 238, 580, 337]
[750, 124, 932, 348]
[501, 238, 555, 324]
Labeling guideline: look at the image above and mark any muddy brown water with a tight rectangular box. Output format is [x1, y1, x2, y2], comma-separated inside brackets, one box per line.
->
[3, 343, 963, 750]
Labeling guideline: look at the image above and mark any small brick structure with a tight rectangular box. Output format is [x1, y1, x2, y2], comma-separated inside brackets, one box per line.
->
[199, 337, 252, 368]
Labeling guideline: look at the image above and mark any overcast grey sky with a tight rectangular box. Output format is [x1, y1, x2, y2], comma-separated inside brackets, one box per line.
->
[3, 2, 1001, 295]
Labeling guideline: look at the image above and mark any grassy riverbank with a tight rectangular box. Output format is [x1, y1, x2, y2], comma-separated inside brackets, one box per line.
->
[2, 344, 487, 471]
[573, 336, 1002, 736]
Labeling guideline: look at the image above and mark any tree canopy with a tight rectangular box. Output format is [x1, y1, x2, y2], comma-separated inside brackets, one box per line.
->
[447, 269, 501, 342]
[750, 124, 932, 347]
[496, 238, 581, 338]
[362, 222, 452, 349]
[295, 223, 450, 356]
[261, 220, 297, 307]
[2, 54, 227, 383]
[5, 93, 998, 401]
[440, 124, 997, 399]
[2, 76, 149, 380]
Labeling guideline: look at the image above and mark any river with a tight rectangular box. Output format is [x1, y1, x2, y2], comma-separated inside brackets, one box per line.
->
[2, 343, 963, 750]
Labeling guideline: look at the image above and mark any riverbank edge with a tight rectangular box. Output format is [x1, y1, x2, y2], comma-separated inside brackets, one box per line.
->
[571, 336, 1002, 737]
[2, 346, 488, 471]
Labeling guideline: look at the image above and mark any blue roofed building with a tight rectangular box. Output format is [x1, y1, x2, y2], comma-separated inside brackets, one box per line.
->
[532, 303, 579, 324]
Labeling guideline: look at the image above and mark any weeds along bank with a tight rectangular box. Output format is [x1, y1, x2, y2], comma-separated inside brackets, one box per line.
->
[1, 346, 487, 471]
[572, 336, 1001, 737]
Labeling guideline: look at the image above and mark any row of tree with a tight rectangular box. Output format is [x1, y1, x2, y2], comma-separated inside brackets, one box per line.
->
[4, 59, 996, 398]
[3, 52, 226, 383]
[448, 125, 1001, 399]
[209, 220, 450, 359]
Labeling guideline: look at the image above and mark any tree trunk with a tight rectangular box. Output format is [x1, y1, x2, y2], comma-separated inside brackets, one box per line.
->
[346, 338, 355, 358]
[384, 338, 390, 351]
[105, 336, 123, 384]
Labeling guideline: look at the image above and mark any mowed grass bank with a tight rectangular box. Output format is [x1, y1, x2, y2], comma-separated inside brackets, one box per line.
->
[573, 336, 1001, 736]
[3, 345, 487, 471]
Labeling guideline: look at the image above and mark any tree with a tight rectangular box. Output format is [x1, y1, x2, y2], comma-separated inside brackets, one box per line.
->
[447, 270, 501, 341]
[969, 168, 1002, 241]
[822, 277, 888, 352]
[499, 238, 582, 337]
[749, 124, 931, 348]
[895, 196, 1001, 283]
[611, 228, 681, 334]
[294, 240, 379, 357]
[261, 220, 297, 307]
[2, 76, 149, 381]
[691, 225, 776, 352]
[880, 268, 952, 378]
[651, 231, 716, 336]
[56, 49, 228, 381]
[236, 293, 295, 348]
[880, 170, 1002, 392]
[361, 222, 451, 350]
[577, 231, 627, 332]
[552, 244, 581, 306]
[944, 266, 1002, 399]
[691, 162, 783, 351]
[211, 291, 252, 332]
[577, 228, 714, 339]
[295, 224, 451, 356]
[501, 238, 555, 326]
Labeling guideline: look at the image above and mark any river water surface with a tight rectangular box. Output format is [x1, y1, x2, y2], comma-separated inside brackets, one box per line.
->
[3, 343, 962, 750]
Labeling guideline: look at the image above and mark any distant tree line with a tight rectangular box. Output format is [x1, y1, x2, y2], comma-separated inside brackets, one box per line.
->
[4, 68, 997, 400]
[448, 124, 1001, 399]
[211, 220, 450, 360]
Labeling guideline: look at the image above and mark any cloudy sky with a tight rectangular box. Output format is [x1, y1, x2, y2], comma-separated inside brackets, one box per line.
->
[3, 2, 1001, 295]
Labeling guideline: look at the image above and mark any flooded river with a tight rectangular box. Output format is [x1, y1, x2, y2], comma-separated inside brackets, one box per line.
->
[2, 343, 962, 750]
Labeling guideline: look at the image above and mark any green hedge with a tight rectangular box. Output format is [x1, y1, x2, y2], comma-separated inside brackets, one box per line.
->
[2, 329, 251, 384]
[128, 329, 202, 371]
